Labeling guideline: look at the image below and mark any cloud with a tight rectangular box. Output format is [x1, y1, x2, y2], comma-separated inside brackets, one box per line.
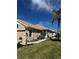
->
[31, 0, 53, 13]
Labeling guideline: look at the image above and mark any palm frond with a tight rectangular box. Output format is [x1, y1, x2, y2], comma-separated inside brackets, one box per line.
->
[52, 11, 57, 24]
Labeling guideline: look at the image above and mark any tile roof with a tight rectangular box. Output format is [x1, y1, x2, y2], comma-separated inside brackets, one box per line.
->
[17, 19, 55, 32]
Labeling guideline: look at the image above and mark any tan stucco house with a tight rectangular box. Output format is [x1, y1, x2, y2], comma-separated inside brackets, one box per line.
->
[17, 19, 56, 45]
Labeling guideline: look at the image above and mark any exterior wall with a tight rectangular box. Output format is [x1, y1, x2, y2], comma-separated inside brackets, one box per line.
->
[48, 32, 53, 38]
[52, 33, 56, 36]
[17, 22, 25, 30]
[31, 32, 41, 40]
[17, 22, 28, 45]
[17, 31, 27, 45]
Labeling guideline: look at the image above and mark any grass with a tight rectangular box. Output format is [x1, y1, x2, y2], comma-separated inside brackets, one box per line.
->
[17, 40, 61, 59]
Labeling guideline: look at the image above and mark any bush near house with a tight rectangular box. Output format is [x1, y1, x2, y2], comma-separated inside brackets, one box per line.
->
[17, 40, 61, 59]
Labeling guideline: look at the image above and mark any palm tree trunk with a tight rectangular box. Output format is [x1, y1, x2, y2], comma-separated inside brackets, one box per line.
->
[57, 18, 60, 40]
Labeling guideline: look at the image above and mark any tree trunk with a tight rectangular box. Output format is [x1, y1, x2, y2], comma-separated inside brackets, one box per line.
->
[57, 18, 60, 40]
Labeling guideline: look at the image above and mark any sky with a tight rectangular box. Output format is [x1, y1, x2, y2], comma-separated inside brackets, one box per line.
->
[17, 0, 61, 31]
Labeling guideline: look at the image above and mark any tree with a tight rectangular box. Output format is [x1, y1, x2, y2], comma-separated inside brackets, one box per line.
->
[52, 8, 61, 40]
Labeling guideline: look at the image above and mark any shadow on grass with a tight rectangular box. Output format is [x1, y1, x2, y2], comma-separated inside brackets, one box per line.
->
[26, 44, 33, 46]
[52, 39, 61, 41]
[17, 43, 24, 48]
[17, 43, 34, 48]
[49, 38, 61, 42]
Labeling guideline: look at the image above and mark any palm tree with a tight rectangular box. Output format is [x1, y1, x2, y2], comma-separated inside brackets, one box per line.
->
[52, 8, 61, 40]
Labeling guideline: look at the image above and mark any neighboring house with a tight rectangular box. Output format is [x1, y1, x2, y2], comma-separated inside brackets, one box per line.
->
[17, 19, 56, 45]
[34, 24, 55, 39]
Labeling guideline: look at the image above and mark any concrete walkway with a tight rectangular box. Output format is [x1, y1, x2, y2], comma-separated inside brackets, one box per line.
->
[27, 39, 47, 44]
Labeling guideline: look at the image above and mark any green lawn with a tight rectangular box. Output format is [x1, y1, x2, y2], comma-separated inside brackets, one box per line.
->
[17, 40, 61, 59]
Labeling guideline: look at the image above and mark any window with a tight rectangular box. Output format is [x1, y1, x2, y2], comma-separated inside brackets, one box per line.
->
[17, 24, 18, 28]
[29, 31, 32, 37]
[19, 37, 22, 40]
[19, 37, 22, 43]
[26, 33, 28, 36]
